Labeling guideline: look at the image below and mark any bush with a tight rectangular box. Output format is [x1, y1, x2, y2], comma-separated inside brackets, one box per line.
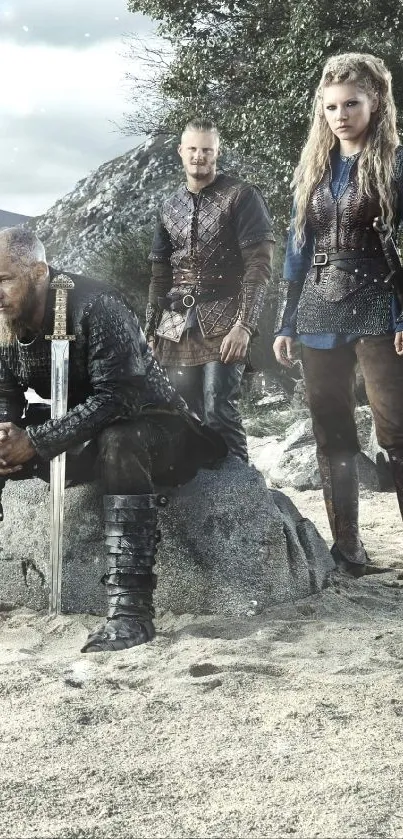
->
[82, 227, 154, 323]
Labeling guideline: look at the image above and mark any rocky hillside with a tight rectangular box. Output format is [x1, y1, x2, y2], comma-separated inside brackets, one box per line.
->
[28, 135, 183, 271]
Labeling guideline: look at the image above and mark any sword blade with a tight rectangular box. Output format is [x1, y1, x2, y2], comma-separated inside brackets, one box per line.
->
[49, 339, 70, 615]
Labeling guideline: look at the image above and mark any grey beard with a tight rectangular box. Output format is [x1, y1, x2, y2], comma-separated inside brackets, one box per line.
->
[0, 286, 38, 346]
[0, 316, 19, 345]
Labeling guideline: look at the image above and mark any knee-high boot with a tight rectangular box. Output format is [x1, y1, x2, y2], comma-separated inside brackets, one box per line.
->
[81, 493, 167, 653]
[385, 448, 403, 521]
[316, 449, 368, 577]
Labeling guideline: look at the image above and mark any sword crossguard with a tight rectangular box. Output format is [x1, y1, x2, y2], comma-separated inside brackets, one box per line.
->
[45, 274, 76, 342]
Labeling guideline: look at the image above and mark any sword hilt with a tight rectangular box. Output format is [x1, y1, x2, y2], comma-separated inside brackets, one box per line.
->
[45, 274, 76, 341]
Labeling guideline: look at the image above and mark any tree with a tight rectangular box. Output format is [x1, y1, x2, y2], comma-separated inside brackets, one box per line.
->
[126, 0, 403, 228]
[82, 227, 154, 321]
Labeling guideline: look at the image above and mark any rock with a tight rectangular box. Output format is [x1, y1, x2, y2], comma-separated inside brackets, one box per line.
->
[366, 418, 394, 491]
[248, 407, 383, 492]
[0, 458, 335, 617]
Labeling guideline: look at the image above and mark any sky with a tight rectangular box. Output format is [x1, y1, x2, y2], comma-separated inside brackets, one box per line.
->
[0, 0, 156, 216]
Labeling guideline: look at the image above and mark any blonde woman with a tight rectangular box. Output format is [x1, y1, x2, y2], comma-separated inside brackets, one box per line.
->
[273, 53, 403, 576]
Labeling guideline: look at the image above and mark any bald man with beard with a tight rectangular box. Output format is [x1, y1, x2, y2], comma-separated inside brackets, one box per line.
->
[0, 227, 226, 652]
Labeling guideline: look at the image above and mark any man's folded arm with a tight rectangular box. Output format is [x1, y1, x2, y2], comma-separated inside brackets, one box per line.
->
[26, 295, 146, 460]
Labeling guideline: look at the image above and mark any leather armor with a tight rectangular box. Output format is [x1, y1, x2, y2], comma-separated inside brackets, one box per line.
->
[295, 150, 403, 334]
[0, 268, 188, 461]
[149, 174, 273, 342]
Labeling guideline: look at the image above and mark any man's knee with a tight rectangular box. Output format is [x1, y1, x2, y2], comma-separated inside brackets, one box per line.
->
[98, 422, 145, 470]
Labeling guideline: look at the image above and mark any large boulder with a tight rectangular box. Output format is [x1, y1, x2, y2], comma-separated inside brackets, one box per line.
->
[0, 458, 335, 617]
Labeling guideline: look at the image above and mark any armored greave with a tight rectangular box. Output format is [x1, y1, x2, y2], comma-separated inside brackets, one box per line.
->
[81, 494, 166, 653]
[316, 449, 367, 576]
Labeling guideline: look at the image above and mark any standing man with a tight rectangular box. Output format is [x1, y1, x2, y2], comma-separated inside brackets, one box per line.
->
[145, 118, 275, 461]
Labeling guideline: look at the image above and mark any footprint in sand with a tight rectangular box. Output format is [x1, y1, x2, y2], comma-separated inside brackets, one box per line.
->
[188, 661, 285, 679]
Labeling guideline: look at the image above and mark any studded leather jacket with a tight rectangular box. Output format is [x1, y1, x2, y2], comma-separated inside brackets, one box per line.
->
[146, 173, 274, 343]
[0, 268, 188, 461]
[276, 146, 403, 336]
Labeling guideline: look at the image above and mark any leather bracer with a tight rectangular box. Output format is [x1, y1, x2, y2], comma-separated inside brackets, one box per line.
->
[144, 302, 161, 341]
[238, 283, 267, 333]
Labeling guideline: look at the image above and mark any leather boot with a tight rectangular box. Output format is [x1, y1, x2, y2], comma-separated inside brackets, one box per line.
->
[81, 493, 167, 653]
[386, 448, 403, 520]
[316, 449, 385, 577]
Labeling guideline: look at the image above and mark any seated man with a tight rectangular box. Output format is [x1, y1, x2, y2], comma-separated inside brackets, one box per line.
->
[0, 227, 226, 653]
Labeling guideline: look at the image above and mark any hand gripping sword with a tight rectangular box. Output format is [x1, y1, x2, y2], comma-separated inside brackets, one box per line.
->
[45, 275, 75, 615]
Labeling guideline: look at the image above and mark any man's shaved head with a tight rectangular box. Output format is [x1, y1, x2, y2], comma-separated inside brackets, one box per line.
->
[180, 118, 220, 145]
[178, 118, 220, 190]
[0, 228, 49, 345]
[0, 227, 46, 266]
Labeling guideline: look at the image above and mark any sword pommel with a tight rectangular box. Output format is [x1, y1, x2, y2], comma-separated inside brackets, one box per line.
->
[45, 273, 76, 342]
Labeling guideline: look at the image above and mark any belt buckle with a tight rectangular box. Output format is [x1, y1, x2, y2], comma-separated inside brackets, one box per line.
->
[313, 252, 328, 266]
[182, 293, 195, 308]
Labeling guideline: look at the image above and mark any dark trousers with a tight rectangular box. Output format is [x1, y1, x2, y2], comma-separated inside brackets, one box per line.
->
[166, 361, 248, 461]
[301, 335, 403, 455]
[6, 406, 221, 496]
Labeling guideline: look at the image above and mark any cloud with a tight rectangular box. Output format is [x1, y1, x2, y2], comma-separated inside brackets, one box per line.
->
[0, 2, 161, 215]
[0, 112, 142, 210]
[0, 0, 152, 47]
[0, 40, 135, 117]
[0, 37, 151, 215]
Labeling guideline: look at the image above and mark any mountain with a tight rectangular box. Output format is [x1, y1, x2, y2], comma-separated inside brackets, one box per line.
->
[28, 135, 184, 271]
[0, 209, 33, 228]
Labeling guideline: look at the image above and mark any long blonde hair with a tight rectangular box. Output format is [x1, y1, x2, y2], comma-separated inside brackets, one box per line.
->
[292, 53, 399, 246]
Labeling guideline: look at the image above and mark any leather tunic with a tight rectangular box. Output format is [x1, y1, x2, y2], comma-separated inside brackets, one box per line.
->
[147, 173, 274, 344]
[0, 268, 188, 461]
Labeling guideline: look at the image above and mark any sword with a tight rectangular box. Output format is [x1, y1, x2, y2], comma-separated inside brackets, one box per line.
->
[373, 216, 403, 320]
[45, 275, 75, 615]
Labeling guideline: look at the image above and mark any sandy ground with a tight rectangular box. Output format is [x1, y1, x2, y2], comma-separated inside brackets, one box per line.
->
[1, 487, 403, 839]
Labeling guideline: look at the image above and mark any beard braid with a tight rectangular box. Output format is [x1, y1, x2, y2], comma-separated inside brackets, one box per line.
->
[0, 316, 18, 345]
[0, 282, 38, 346]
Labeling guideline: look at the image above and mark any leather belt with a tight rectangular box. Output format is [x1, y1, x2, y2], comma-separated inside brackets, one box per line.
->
[158, 287, 238, 312]
[312, 249, 387, 281]
[313, 248, 382, 268]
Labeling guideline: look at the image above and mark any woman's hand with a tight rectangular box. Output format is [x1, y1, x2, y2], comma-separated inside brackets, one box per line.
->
[273, 335, 297, 367]
[395, 331, 403, 356]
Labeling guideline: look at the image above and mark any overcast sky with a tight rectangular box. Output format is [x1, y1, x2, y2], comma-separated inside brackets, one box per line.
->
[0, 0, 155, 216]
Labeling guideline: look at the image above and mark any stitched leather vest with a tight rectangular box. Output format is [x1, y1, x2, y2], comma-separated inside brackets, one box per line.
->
[160, 175, 245, 291]
[297, 159, 393, 334]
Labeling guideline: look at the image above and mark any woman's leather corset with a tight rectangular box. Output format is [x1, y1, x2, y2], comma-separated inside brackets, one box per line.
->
[297, 166, 392, 334]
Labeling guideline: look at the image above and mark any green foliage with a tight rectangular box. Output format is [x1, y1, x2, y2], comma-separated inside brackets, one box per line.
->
[82, 227, 154, 322]
[127, 0, 403, 228]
